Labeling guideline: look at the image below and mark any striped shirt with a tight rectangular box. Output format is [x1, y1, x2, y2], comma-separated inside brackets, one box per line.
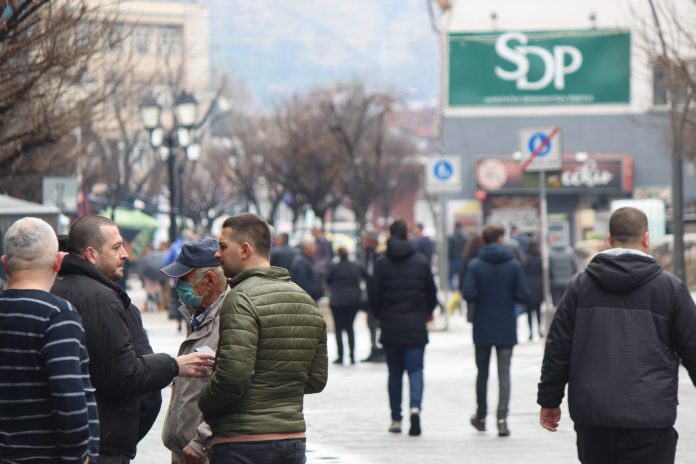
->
[0, 289, 99, 463]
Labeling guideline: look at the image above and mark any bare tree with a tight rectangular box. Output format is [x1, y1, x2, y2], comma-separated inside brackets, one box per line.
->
[0, 0, 124, 174]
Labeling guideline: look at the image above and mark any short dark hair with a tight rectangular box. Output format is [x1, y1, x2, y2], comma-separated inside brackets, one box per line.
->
[277, 232, 289, 245]
[67, 216, 113, 255]
[609, 207, 648, 244]
[389, 219, 408, 240]
[222, 213, 272, 258]
[337, 246, 348, 260]
[482, 224, 505, 244]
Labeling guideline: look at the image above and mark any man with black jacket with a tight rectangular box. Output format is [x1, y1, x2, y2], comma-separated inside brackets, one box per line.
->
[370, 219, 437, 437]
[52, 216, 214, 464]
[538, 207, 696, 463]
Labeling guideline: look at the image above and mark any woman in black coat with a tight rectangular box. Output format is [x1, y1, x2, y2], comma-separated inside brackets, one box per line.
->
[524, 239, 544, 339]
[326, 247, 367, 365]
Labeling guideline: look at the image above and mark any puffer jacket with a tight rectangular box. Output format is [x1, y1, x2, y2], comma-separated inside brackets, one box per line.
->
[369, 237, 438, 348]
[52, 254, 179, 458]
[198, 266, 328, 437]
[538, 250, 696, 428]
[462, 243, 531, 347]
[162, 289, 228, 463]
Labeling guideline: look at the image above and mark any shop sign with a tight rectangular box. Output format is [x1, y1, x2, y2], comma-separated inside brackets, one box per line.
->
[475, 155, 633, 193]
[448, 30, 631, 106]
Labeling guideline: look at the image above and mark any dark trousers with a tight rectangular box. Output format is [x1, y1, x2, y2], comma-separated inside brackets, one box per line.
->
[331, 304, 359, 362]
[474, 345, 512, 419]
[527, 303, 542, 338]
[366, 309, 379, 351]
[575, 424, 677, 464]
[211, 439, 306, 464]
[384, 346, 425, 421]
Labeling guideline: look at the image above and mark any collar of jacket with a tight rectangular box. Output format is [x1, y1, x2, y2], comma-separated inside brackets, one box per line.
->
[227, 266, 290, 289]
[59, 253, 132, 308]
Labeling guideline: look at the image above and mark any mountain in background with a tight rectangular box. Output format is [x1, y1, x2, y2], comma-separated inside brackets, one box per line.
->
[204, 0, 439, 106]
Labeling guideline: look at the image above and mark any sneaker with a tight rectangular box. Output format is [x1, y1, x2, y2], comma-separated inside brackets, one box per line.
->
[408, 408, 421, 436]
[470, 414, 486, 432]
[497, 418, 510, 437]
[332, 358, 343, 365]
[388, 420, 402, 433]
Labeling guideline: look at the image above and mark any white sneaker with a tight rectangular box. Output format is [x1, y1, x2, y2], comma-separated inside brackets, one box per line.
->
[388, 420, 402, 433]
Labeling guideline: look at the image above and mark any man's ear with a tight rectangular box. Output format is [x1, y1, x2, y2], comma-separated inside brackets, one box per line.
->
[642, 230, 650, 250]
[84, 247, 98, 265]
[1, 255, 8, 275]
[240, 242, 253, 260]
[53, 252, 65, 273]
[607, 233, 614, 249]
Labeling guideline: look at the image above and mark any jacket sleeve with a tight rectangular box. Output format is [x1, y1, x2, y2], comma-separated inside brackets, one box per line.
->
[82, 299, 178, 397]
[514, 263, 532, 304]
[305, 323, 328, 394]
[199, 293, 258, 417]
[537, 277, 578, 408]
[461, 261, 478, 302]
[670, 282, 696, 385]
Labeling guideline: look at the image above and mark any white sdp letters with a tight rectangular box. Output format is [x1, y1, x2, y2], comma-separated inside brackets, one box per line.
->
[494, 32, 583, 91]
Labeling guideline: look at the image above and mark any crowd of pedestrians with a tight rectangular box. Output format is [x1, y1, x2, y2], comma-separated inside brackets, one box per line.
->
[1, 206, 696, 464]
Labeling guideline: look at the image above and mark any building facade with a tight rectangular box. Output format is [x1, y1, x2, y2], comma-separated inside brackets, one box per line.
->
[442, 0, 696, 244]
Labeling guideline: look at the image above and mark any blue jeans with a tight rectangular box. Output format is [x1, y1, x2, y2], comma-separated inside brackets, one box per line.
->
[210, 439, 306, 464]
[384, 346, 425, 421]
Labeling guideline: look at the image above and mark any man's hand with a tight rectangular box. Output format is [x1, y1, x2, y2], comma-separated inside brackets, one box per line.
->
[181, 445, 204, 464]
[176, 352, 215, 378]
[83, 457, 90, 464]
[540, 407, 561, 432]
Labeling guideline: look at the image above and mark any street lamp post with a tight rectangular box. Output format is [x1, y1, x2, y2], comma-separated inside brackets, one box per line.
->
[140, 91, 199, 244]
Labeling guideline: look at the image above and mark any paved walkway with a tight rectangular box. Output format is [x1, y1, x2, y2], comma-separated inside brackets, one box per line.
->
[132, 287, 696, 464]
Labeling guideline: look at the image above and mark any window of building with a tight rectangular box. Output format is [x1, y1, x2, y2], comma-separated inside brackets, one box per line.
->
[133, 26, 151, 55]
[653, 60, 694, 107]
[156, 26, 183, 57]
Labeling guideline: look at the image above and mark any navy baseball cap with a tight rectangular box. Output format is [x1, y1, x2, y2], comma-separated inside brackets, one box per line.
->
[160, 237, 220, 278]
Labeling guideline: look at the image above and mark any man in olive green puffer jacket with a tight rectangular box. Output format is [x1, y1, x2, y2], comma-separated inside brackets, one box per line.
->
[199, 213, 328, 464]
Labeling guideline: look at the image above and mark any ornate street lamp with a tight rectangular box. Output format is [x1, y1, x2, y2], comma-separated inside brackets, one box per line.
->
[140, 91, 199, 243]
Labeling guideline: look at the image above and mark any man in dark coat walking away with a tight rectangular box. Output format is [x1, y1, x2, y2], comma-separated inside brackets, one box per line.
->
[369, 219, 437, 437]
[52, 216, 214, 463]
[538, 207, 696, 464]
[462, 224, 531, 437]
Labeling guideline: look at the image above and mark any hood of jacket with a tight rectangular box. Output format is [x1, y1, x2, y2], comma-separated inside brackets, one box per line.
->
[478, 243, 514, 264]
[585, 251, 662, 293]
[386, 237, 416, 262]
[59, 253, 132, 308]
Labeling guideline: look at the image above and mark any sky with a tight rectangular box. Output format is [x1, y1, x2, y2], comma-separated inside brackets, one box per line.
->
[204, 0, 440, 106]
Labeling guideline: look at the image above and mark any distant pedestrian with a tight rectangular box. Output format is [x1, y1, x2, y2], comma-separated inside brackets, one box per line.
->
[538, 207, 696, 464]
[0, 218, 99, 463]
[523, 239, 544, 340]
[270, 232, 298, 271]
[462, 224, 531, 437]
[411, 223, 434, 266]
[160, 238, 229, 464]
[198, 213, 327, 464]
[290, 237, 324, 301]
[360, 231, 385, 363]
[447, 223, 468, 289]
[548, 244, 577, 306]
[311, 227, 333, 285]
[458, 234, 484, 322]
[326, 246, 367, 365]
[369, 219, 437, 436]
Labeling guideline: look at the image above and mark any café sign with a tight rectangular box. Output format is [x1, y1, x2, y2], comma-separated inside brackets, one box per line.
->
[448, 30, 631, 106]
[475, 154, 633, 193]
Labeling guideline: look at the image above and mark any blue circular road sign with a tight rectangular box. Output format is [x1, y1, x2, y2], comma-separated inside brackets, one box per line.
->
[433, 160, 454, 180]
[528, 132, 552, 158]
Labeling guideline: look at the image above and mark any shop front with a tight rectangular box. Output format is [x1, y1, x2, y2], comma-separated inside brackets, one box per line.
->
[474, 153, 634, 246]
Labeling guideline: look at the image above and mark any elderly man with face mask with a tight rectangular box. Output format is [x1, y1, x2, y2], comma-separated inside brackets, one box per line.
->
[160, 238, 229, 464]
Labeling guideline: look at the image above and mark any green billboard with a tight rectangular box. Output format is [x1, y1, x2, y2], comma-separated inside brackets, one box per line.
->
[448, 30, 631, 106]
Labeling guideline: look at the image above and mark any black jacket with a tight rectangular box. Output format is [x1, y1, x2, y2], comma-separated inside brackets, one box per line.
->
[326, 258, 366, 308]
[290, 255, 324, 301]
[370, 237, 437, 347]
[538, 251, 696, 428]
[52, 255, 179, 458]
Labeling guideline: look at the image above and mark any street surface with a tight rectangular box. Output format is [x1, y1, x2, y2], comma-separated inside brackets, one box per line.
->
[130, 281, 696, 464]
